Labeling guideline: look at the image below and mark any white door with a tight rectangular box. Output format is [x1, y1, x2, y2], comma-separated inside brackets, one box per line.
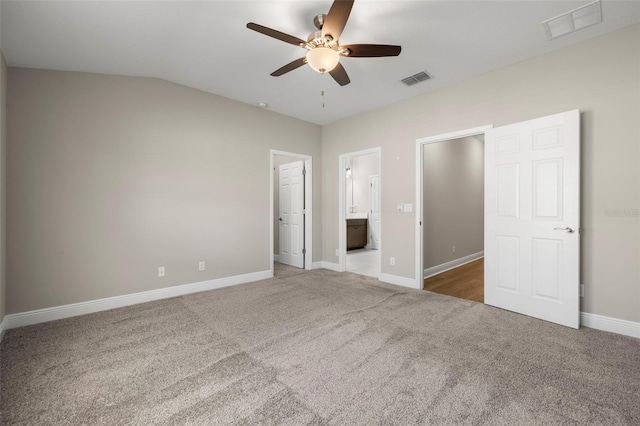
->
[369, 175, 381, 250]
[485, 110, 580, 328]
[279, 160, 305, 268]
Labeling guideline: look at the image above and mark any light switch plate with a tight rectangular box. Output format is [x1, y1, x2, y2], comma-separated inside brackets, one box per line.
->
[403, 203, 413, 213]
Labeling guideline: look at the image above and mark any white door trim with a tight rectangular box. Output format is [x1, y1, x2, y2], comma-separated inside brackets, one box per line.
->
[338, 148, 381, 274]
[368, 174, 381, 250]
[414, 125, 493, 289]
[270, 150, 313, 276]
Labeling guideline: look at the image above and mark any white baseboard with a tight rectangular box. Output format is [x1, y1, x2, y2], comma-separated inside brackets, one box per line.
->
[314, 261, 341, 272]
[4, 270, 272, 330]
[379, 273, 421, 289]
[424, 251, 484, 279]
[5, 268, 638, 342]
[581, 312, 640, 339]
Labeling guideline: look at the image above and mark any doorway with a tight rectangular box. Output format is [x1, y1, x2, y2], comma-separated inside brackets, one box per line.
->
[421, 134, 485, 302]
[270, 150, 313, 276]
[339, 148, 381, 277]
[415, 111, 581, 329]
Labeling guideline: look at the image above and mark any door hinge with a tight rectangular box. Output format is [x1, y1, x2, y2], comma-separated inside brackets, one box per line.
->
[302, 248, 306, 254]
[303, 168, 306, 175]
[302, 209, 306, 214]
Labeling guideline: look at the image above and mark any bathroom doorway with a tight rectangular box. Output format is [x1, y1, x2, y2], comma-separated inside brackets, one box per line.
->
[339, 148, 381, 278]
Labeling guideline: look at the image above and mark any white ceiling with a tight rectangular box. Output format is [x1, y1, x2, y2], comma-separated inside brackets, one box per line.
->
[2, 1, 639, 125]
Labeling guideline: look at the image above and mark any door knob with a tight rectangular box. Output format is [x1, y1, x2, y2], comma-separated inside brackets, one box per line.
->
[554, 227, 575, 233]
[279, 218, 283, 221]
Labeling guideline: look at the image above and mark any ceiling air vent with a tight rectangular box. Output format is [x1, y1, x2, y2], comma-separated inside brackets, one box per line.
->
[401, 71, 431, 86]
[543, 0, 602, 40]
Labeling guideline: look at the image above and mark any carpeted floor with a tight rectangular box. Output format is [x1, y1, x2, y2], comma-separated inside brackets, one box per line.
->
[1, 265, 639, 425]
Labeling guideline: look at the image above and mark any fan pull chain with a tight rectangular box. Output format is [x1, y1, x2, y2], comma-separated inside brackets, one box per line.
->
[320, 72, 324, 109]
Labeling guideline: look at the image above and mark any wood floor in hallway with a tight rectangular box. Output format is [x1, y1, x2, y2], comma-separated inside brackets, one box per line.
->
[423, 258, 484, 303]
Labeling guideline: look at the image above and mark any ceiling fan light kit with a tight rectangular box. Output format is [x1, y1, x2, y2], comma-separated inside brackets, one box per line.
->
[246, 0, 401, 86]
[306, 47, 340, 73]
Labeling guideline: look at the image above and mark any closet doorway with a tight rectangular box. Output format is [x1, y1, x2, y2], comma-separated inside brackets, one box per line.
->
[270, 150, 313, 275]
[416, 128, 489, 302]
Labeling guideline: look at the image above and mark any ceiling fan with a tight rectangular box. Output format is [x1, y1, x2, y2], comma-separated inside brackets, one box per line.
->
[246, 0, 401, 86]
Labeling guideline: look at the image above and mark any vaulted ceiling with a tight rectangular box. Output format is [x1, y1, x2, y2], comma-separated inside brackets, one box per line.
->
[2, 1, 639, 125]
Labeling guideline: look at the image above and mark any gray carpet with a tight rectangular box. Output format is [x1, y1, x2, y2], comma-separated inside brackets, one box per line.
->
[1, 265, 639, 425]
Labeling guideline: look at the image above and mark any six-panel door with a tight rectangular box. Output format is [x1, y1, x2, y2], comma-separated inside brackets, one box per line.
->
[485, 110, 580, 328]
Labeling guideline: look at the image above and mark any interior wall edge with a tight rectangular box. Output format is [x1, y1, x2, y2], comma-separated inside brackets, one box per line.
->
[0, 49, 7, 330]
[0, 316, 6, 344]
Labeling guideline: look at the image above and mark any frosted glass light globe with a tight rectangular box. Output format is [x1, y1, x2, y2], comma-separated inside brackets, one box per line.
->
[306, 47, 340, 73]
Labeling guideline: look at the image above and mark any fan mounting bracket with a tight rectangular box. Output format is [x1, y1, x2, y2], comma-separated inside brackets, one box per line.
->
[313, 14, 326, 30]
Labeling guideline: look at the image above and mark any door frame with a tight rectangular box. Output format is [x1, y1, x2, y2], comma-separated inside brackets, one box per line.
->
[270, 150, 313, 275]
[338, 147, 381, 274]
[368, 174, 380, 250]
[414, 125, 492, 289]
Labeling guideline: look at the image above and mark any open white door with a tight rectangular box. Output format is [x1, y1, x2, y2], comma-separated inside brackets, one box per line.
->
[369, 175, 381, 250]
[485, 110, 580, 328]
[279, 160, 305, 268]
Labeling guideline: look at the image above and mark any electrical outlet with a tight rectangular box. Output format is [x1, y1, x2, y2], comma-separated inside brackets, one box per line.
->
[158, 266, 165, 277]
[580, 284, 584, 297]
[198, 261, 205, 271]
[390, 257, 396, 266]
[453, 246, 456, 254]
[403, 203, 413, 213]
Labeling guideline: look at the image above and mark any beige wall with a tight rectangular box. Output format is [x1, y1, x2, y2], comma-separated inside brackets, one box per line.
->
[273, 155, 302, 256]
[7, 68, 322, 314]
[322, 25, 640, 322]
[4, 26, 639, 326]
[0, 51, 6, 324]
[423, 137, 483, 269]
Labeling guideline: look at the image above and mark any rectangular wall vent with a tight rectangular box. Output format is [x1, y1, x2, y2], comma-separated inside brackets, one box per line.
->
[401, 71, 432, 86]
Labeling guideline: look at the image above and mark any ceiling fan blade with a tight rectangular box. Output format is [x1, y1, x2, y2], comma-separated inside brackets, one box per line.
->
[322, 0, 354, 41]
[271, 57, 307, 76]
[341, 44, 402, 57]
[329, 62, 350, 86]
[247, 22, 306, 47]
